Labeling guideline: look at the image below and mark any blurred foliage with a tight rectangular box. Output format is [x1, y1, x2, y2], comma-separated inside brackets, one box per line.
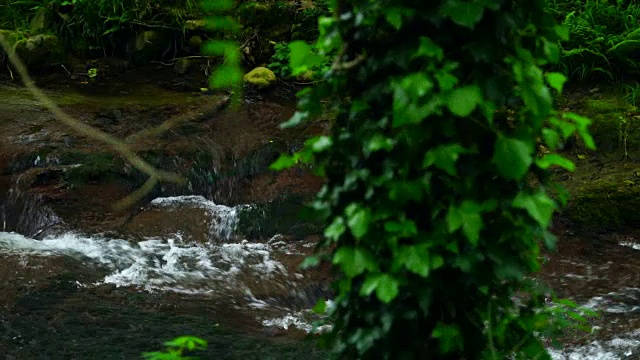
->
[273, 0, 597, 358]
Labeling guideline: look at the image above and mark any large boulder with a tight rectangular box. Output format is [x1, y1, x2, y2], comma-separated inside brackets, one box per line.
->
[13, 34, 63, 66]
[243, 67, 277, 88]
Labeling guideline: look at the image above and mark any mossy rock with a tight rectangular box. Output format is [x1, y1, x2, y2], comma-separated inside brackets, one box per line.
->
[564, 175, 640, 230]
[13, 34, 64, 66]
[579, 98, 640, 155]
[243, 67, 277, 88]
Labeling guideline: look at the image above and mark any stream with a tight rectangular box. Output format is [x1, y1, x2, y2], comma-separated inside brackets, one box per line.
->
[1, 70, 640, 359]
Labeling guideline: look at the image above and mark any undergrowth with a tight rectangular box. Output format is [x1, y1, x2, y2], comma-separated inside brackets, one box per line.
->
[549, 0, 640, 82]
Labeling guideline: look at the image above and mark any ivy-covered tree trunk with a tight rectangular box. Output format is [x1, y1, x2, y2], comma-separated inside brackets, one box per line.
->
[276, 0, 595, 358]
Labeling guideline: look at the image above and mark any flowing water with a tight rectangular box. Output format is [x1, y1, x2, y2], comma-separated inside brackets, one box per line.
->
[0, 195, 329, 358]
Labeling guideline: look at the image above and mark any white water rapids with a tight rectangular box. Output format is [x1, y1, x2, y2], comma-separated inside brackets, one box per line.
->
[1, 195, 640, 358]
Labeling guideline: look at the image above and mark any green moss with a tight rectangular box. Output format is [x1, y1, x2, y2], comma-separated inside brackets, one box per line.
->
[243, 67, 277, 88]
[583, 98, 627, 114]
[564, 176, 640, 230]
[576, 96, 640, 155]
[63, 152, 122, 185]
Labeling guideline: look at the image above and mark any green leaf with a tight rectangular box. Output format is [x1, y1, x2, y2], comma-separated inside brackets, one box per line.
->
[385, 8, 403, 30]
[376, 274, 400, 303]
[414, 36, 444, 60]
[555, 25, 570, 41]
[305, 135, 333, 152]
[423, 143, 466, 176]
[543, 231, 557, 251]
[346, 203, 372, 239]
[447, 85, 482, 117]
[312, 298, 326, 314]
[542, 128, 561, 149]
[333, 246, 377, 277]
[366, 134, 394, 153]
[440, 1, 484, 28]
[300, 255, 320, 270]
[289, 41, 325, 76]
[270, 153, 298, 170]
[325, 217, 346, 241]
[546, 72, 567, 93]
[536, 154, 575, 171]
[512, 191, 557, 228]
[384, 219, 418, 236]
[209, 65, 243, 89]
[447, 201, 483, 245]
[396, 244, 430, 277]
[492, 137, 533, 180]
[564, 112, 595, 150]
[432, 323, 463, 353]
[202, 40, 235, 55]
[280, 111, 309, 129]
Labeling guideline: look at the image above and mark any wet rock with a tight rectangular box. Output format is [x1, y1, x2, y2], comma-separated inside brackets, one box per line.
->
[122, 196, 243, 243]
[243, 67, 277, 88]
[0, 248, 106, 309]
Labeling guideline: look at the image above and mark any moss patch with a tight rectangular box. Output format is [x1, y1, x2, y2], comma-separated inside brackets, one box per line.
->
[563, 167, 640, 230]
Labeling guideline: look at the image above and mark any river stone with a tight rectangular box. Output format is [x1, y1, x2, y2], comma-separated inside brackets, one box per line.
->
[243, 67, 277, 88]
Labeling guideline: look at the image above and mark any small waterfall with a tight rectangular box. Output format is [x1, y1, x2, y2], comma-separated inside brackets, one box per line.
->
[149, 195, 250, 242]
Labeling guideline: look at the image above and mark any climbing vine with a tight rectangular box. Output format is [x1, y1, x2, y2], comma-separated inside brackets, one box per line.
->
[273, 0, 595, 358]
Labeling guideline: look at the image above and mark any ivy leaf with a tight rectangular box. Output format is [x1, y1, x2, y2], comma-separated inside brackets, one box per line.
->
[325, 216, 346, 241]
[333, 246, 377, 277]
[305, 135, 333, 152]
[492, 137, 533, 180]
[447, 85, 482, 117]
[360, 273, 400, 303]
[376, 274, 400, 303]
[423, 143, 466, 176]
[280, 111, 309, 129]
[545, 72, 567, 93]
[440, 1, 484, 29]
[289, 41, 324, 76]
[385, 8, 403, 30]
[535, 154, 575, 171]
[312, 298, 326, 314]
[414, 36, 444, 60]
[270, 153, 298, 170]
[384, 219, 418, 237]
[366, 134, 394, 153]
[396, 244, 430, 277]
[299, 255, 320, 270]
[564, 112, 596, 150]
[209, 65, 243, 89]
[542, 128, 561, 149]
[432, 323, 463, 353]
[512, 191, 557, 228]
[346, 204, 372, 239]
[447, 201, 483, 245]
